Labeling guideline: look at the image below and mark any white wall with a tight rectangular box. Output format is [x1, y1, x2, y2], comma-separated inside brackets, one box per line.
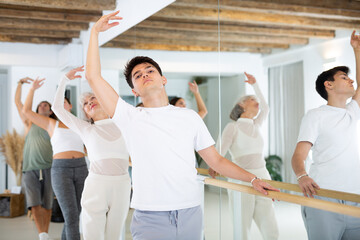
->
[99, 48, 263, 75]
[0, 42, 61, 67]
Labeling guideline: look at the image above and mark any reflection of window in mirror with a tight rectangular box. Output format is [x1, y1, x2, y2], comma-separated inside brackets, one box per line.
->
[64, 87, 77, 116]
[268, 61, 304, 184]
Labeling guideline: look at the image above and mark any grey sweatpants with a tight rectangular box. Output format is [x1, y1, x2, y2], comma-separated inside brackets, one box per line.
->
[302, 195, 360, 240]
[131, 205, 203, 240]
[51, 158, 88, 240]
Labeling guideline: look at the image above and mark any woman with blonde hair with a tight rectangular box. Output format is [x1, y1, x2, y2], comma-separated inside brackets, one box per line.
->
[52, 66, 130, 240]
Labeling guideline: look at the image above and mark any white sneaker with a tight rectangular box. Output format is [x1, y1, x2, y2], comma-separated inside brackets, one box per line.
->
[39, 232, 49, 240]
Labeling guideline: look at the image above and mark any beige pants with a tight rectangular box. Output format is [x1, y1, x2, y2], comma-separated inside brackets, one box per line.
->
[81, 172, 131, 240]
[228, 167, 279, 240]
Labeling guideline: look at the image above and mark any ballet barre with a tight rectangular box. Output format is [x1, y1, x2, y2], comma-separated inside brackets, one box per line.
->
[262, 179, 360, 203]
[196, 167, 360, 203]
[196, 168, 360, 218]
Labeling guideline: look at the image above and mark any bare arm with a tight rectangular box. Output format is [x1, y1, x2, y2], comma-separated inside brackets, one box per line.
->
[85, 11, 122, 118]
[15, 78, 33, 128]
[22, 78, 56, 136]
[189, 81, 208, 119]
[216, 123, 236, 157]
[199, 145, 279, 195]
[351, 30, 360, 105]
[52, 67, 88, 136]
[292, 141, 320, 198]
[244, 72, 269, 125]
[209, 123, 236, 178]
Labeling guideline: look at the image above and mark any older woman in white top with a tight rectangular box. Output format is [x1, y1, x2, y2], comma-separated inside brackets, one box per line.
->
[211, 72, 279, 240]
[52, 67, 130, 240]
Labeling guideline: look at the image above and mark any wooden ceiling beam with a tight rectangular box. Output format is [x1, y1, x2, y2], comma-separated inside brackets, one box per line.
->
[233, 0, 360, 11]
[0, 3, 102, 15]
[0, 35, 71, 44]
[155, 5, 360, 30]
[103, 41, 272, 54]
[119, 27, 309, 45]
[0, 0, 116, 11]
[176, 0, 360, 13]
[0, 17, 89, 31]
[141, 18, 335, 39]
[0, 8, 101, 23]
[0, 28, 79, 38]
[111, 35, 289, 49]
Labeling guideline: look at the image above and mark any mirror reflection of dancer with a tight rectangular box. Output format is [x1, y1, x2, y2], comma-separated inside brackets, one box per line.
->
[52, 67, 130, 240]
[15, 78, 54, 240]
[292, 31, 360, 240]
[210, 73, 279, 240]
[85, 11, 278, 240]
[22, 77, 87, 240]
[169, 80, 208, 119]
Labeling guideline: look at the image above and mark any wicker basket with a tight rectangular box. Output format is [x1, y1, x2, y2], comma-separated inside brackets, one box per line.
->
[0, 193, 25, 218]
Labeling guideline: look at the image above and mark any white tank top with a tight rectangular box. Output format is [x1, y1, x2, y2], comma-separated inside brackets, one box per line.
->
[51, 121, 84, 155]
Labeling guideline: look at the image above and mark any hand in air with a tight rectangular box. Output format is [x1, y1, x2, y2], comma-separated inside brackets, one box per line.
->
[351, 30, 360, 51]
[93, 10, 123, 33]
[31, 77, 45, 90]
[244, 72, 256, 85]
[189, 81, 199, 94]
[66, 66, 84, 80]
[19, 77, 33, 84]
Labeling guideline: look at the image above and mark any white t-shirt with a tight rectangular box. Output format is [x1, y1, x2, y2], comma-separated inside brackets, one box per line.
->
[112, 97, 215, 211]
[52, 76, 129, 176]
[297, 100, 360, 194]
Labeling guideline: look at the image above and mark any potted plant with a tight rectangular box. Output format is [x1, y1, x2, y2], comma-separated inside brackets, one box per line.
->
[265, 155, 283, 182]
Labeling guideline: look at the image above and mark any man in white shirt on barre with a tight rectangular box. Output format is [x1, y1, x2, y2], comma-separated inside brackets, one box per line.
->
[85, 11, 278, 240]
[292, 31, 360, 240]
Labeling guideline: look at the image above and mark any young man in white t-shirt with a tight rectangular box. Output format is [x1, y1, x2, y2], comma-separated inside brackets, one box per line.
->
[292, 31, 360, 240]
[85, 11, 278, 240]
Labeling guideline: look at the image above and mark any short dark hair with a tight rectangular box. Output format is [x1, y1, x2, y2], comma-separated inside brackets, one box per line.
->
[316, 66, 349, 100]
[169, 97, 182, 106]
[36, 101, 57, 120]
[124, 56, 163, 89]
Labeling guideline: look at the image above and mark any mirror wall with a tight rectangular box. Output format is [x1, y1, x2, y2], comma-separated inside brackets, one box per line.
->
[93, 1, 308, 239]
[94, 1, 308, 239]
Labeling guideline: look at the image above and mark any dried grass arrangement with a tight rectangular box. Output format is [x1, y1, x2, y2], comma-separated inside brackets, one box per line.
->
[0, 129, 25, 186]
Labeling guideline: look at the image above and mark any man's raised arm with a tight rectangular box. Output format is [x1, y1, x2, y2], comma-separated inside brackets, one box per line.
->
[86, 11, 122, 118]
[351, 30, 360, 105]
